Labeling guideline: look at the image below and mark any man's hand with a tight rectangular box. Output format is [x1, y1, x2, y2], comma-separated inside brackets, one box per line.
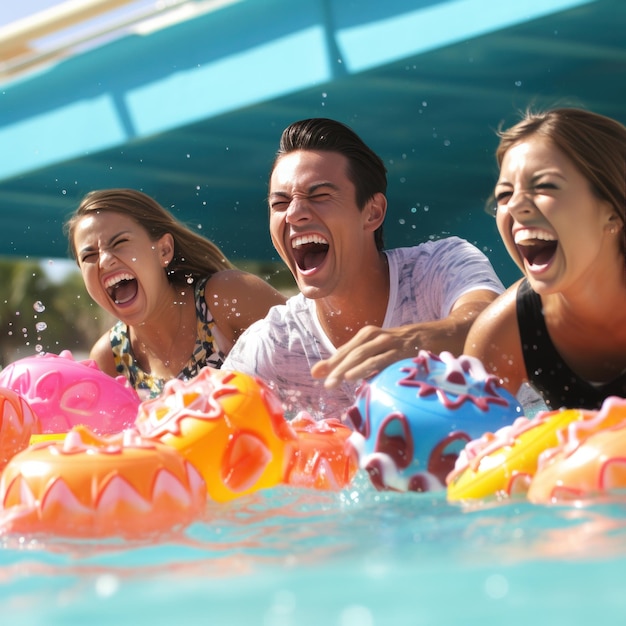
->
[311, 324, 416, 388]
[311, 291, 497, 389]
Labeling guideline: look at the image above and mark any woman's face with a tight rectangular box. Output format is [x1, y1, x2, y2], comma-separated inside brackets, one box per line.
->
[494, 134, 620, 294]
[73, 211, 173, 324]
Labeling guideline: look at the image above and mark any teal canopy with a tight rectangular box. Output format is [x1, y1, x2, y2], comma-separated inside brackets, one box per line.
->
[1, 0, 623, 286]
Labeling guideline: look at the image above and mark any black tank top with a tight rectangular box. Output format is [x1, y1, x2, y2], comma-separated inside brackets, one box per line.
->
[517, 278, 626, 409]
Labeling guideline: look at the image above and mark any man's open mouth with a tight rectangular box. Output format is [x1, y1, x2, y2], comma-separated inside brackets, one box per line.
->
[292, 234, 329, 271]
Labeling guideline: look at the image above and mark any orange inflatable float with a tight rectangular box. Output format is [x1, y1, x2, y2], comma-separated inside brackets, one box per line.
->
[136, 368, 357, 501]
[0, 426, 206, 538]
[528, 396, 626, 504]
[285, 413, 357, 491]
[135, 368, 296, 502]
[0, 388, 41, 470]
[0, 366, 357, 538]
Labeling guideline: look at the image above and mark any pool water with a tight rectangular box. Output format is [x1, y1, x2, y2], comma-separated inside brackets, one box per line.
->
[1, 470, 625, 626]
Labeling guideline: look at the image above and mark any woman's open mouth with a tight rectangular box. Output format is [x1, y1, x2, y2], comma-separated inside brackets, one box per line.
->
[514, 228, 557, 270]
[104, 272, 138, 305]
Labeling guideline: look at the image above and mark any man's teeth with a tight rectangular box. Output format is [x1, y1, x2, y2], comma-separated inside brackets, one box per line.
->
[104, 273, 135, 289]
[514, 229, 556, 245]
[292, 234, 328, 248]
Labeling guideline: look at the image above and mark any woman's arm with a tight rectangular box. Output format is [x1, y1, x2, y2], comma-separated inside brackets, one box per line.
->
[463, 282, 527, 394]
[89, 331, 119, 378]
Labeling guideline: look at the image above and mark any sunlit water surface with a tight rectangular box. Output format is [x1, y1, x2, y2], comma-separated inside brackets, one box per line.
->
[1, 471, 625, 625]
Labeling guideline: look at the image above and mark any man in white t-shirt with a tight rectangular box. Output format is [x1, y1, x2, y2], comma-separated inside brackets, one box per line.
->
[222, 118, 504, 419]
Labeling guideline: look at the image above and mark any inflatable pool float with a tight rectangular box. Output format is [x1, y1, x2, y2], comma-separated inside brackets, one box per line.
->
[136, 367, 297, 502]
[446, 408, 590, 501]
[284, 413, 358, 490]
[346, 350, 523, 492]
[28, 416, 359, 495]
[528, 396, 626, 504]
[136, 368, 358, 501]
[0, 351, 140, 435]
[0, 426, 206, 538]
[0, 388, 40, 470]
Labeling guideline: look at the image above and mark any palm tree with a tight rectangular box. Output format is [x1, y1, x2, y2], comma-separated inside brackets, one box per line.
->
[0, 258, 110, 366]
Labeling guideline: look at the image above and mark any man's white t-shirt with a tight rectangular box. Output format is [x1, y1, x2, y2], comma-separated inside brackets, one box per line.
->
[222, 237, 504, 420]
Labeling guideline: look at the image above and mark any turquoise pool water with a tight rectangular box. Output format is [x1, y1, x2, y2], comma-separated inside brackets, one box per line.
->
[1, 471, 624, 625]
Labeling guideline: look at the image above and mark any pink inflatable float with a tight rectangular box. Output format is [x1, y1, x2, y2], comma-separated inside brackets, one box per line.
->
[0, 351, 140, 435]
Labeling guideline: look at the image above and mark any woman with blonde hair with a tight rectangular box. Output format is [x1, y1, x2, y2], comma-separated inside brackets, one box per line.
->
[66, 188, 286, 398]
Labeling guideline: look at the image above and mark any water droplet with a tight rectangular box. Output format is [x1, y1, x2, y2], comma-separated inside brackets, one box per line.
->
[33, 301, 45, 313]
[95, 574, 120, 598]
[35, 322, 47, 332]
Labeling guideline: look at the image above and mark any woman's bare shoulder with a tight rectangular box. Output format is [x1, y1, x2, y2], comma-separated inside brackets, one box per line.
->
[465, 280, 525, 392]
[89, 330, 118, 377]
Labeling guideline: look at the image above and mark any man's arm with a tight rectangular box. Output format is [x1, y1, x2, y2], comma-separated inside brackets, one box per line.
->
[311, 288, 498, 389]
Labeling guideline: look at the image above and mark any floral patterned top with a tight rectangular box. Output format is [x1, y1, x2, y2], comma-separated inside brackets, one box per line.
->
[110, 276, 225, 398]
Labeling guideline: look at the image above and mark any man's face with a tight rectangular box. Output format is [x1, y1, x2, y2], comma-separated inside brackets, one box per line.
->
[268, 150, 374, 300]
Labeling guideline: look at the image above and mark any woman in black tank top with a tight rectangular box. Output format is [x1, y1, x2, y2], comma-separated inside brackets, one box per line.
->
[464, 107, 626, 410]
